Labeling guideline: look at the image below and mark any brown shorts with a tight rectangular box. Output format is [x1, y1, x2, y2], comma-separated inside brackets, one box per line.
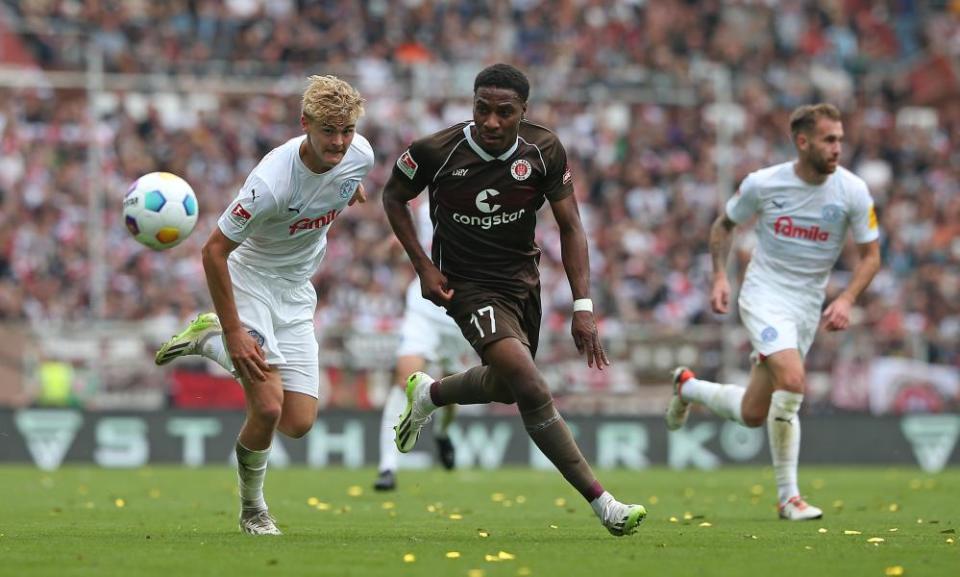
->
[445, 280, 542, 361]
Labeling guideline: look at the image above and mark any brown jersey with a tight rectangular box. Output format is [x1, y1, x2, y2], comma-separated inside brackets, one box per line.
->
[392, 120, 574, 292]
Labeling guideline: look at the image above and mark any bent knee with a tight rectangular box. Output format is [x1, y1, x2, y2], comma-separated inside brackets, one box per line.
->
[250, 402, 283, 427]
[279, 420, 314, 439]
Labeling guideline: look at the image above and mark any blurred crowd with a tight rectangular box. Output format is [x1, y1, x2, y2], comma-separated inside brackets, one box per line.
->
[0, 0, 958, 372]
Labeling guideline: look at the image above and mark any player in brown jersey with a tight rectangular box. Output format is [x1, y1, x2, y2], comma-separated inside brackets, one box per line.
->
[382, 63, 646, 537]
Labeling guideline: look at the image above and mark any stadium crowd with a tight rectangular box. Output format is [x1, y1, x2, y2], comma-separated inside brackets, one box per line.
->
[0, 0, 957, 379]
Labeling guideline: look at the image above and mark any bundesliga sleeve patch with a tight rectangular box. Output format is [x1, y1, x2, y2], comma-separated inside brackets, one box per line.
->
[397, 150, 418, 179]
[228, 202, 252, 229]
[868, 205, 878, 230]
[562, 166, 572, 184]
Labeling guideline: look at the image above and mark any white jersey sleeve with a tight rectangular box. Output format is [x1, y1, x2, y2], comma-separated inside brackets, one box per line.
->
[725, 173, 761, 224]
[218, 175, 282, 244]
[848, 180, 880, 244]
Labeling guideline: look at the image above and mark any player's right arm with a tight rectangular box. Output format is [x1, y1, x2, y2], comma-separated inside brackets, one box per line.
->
[711, 175, 760, 314]
[382, 147, 453, 306]
[201, 229, 269, 382]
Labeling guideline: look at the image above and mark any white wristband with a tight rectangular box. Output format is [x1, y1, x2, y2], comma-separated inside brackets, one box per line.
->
[573, 298, 594, 313]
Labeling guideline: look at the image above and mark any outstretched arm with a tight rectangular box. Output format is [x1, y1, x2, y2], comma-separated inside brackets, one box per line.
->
[822, 240, 881, 331]
[382, 177, 452, 306]
[709, 214, 738, 314]
[550, 194, 609, 370]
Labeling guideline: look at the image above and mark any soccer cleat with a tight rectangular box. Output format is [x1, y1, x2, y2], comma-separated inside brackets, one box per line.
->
[394, 372, 436, 453]
[779, 496, 823, 521]
[239, 509, 282, 535]
[665, 366, 695, 431]
[435, 436, 455, 471]
[373, 470, 396, 492]
[601, 501, 648, 537]
[155, 312, 221, 366]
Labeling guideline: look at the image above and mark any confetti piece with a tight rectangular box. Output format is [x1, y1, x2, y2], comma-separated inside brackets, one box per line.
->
[307, 497, 319, 506]
[553, 498, 566, 507]
[446, 552, 461, 559]
[649, 496, 659, 505]
[315, 502, 330, 511]
[884, 566, 904, 576]
[804, 546, 813, 550]
[750, 535, 758, 540]
[947, 538, 955, 544]
[515, 496, 526, 504]
[403, 554, 415, 563]
[518, 568, 532, 576]
[549, 525, 558, 529]
[449, 514, 463, 520]
[750, 485, 764, 496]
[888, 503, 899, 512]
[347, 486, 363, 497]
[888, 528, 899, 532]
[683, 512, 693, 521]
[114, 499, 125, 508]
[427, 505, 437, 513]
[699, 522, 712, 528]
[503, 501, 513, 507]
[832, 500, 844, 509]
[491, 493, 506, 502]
[669, 516, 678, 523]
[844, 530, 862, 535]
[498, 551, 515, 560]
[916, 518, 923, 524]
[478, 530, 489, 538]
[381, 502, 395, 510]
[867, 538, 885, 543]
[818, 528, 828, 534]
[468, 571, 485, 577]
[485, 555, 500, 562]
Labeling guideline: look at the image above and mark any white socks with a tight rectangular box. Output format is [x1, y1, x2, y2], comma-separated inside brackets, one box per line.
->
[236, 441, 270, 511]
[590, 491, 615, 519]
[378, 386, 407, 472]
[768, 390, 803, 503]
[200, 333, 236, 374]
[680, 377, 746, 425]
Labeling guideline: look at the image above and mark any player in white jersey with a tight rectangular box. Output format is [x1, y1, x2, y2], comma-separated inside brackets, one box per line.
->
[665, 103, 881, 521]
[373, 201, 477, 491]
[154, 75, 374, 535]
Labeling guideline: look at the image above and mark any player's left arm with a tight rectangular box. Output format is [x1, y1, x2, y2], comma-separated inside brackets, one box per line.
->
[822, 239, 881, 331]
[550, 194, 609, 370]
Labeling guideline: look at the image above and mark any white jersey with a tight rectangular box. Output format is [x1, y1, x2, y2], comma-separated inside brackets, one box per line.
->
[218, 134, 374, 281]
[406, 200, 455, 324]
[727, 162, 879, 301]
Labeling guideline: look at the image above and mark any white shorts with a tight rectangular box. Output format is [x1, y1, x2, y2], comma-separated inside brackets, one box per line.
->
[229, 260, 320, 398]
[738, 281, 821, 361]
[396, 280, 475, 374]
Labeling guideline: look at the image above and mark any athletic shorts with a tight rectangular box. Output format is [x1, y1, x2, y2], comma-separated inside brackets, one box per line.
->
[397, 281, 475, 373]
[229, 260, 320, 398]
[738, 279, 821, 361]
[445, 280, 542, 361]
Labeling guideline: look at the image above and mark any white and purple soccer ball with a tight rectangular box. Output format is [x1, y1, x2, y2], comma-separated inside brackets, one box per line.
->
[123, 172, 198, 250]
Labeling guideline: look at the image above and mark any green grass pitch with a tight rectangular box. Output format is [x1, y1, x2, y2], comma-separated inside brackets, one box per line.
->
[0, 466, 956, 577]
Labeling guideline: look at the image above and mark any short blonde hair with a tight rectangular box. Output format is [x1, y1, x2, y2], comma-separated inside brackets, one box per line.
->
[789, 103, 841, 140]
[301, 75, 365, 125]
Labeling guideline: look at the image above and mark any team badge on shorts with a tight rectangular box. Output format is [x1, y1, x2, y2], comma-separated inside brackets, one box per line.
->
[822, 204, 843, 223]
[761, 326, 778, 343]
[510, 159, 532, 181]
[339, 179, 359, 200]
[246, 328, 265, 347]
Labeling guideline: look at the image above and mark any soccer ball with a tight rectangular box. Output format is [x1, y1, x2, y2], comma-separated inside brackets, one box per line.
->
[123, 172, 198, 250]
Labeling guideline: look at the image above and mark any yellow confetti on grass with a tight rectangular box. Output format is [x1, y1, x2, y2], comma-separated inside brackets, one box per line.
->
[491, 493, 506, 502]
[669, 516, 678, 523]
[554, 498, 566, 507]
[867, 538, 885, 543]
[750, 485, 764, 496]
[449, 514, 463, 520]
[648, 496, 659, 505]
[844, 530, 862, 535]
[517, 568, 532, 576]
[347, 486, 363, 497]
[683, 512, 693, 521]
[699, 522, 712, 528]
[888, 528, 899, 532]
[315, 502, 331, 511]
[549, 525, 558, 529]
[947, 538, 955, 544]
[888, 503, 899, 512]
[381, 502, 395, 510]
[515, 496, 526, 504]
[307, 497, 319, 506]
[498, 551, 516, 560]
[478, 530, 489, 538]
[468, 570, 485, 577]
[818, 528, 828, 534]
[485, 555, 500, 562]
[114, 499, 125, 508]
[446, 552, 461, 559]
[884, 566, 904, 576]
[403, 554, 416, 563]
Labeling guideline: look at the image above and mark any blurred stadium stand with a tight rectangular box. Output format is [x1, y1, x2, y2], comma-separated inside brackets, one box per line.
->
[0, 0, 956, 415]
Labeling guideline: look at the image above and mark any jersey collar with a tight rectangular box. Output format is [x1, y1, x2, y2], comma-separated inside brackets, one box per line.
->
[463, 122, 518, 162]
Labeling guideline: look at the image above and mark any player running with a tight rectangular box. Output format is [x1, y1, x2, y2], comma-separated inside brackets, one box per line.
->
[155, 75, 373, 535]
[666, 103, 881, 520]
[382, 63, 646, 536]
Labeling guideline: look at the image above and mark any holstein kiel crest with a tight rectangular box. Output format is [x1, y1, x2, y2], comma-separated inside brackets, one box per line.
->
[510, 159, 532, 181]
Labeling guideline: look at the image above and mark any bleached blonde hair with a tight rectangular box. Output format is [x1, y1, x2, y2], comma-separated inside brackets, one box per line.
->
[301, 75, 365, 125]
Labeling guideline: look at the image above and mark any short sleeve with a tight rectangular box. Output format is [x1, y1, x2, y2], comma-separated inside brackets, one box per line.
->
[849, 181, 880, 244]
[391, 138, 437, 193]
[542, 138, 574, 202]
[217, 175, 279, 243]
[726, 174, 761, 223]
